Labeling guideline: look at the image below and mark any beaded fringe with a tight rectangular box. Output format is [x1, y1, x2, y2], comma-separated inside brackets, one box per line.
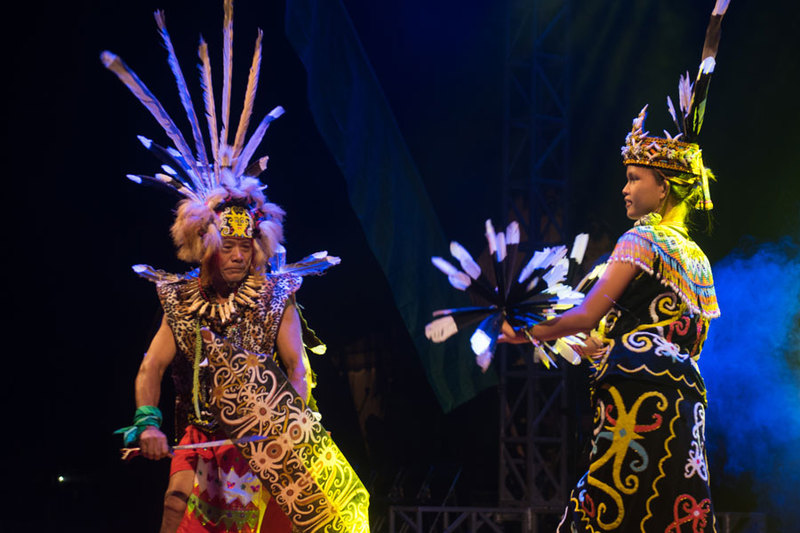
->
[609, 226, 719, 318]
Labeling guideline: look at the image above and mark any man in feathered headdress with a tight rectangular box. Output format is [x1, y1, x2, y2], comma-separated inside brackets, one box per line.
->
[127, 192, 311, 532]
[106, 2, 369, 532]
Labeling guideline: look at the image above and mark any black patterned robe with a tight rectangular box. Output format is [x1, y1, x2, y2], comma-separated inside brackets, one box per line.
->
[558, 224, 720, 533]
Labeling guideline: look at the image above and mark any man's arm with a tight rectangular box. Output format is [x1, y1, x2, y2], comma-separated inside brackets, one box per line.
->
[135, 315, 177, 459]
[276, 298, 312, 402]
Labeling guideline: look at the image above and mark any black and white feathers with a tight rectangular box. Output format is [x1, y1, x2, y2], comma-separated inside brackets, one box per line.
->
[268, 245, 341, 277]
[425, 220, 592, 371]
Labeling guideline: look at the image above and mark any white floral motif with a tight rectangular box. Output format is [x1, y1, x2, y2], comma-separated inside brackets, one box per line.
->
[626, 331, 689, 362]
[684, 402, 708, 481]
[287, 407, 318, 445]
[275, 472, 314, 516]
[247, 440, 286, 482]
[652, 335, 689, 362]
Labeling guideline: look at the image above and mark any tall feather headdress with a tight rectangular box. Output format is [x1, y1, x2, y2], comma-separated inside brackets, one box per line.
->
[620, 0, 730, 211]
[102, 0, 286, 264]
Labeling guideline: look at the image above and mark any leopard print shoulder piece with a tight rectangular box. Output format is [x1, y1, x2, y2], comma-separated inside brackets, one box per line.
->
[135, 266, 303, 358]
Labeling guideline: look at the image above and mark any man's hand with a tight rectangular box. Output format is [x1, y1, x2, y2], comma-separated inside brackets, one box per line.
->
[139, 426, 171, 460]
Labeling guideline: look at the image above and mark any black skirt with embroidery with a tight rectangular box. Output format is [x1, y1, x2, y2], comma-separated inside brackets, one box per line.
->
[558, 272, 717, 532]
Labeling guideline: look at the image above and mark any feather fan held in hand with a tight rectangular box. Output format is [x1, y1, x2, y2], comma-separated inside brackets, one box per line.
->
[425, 220, 597, 371]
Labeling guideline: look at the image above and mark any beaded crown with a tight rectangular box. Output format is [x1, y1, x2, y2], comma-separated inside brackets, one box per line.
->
[621, 104, 706, 176]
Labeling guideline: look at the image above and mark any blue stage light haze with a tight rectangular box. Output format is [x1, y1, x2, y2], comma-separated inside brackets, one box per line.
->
[702, 238, 800, 524]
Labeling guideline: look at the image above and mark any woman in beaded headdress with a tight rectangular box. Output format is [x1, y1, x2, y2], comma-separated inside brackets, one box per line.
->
[503, 1, 729, 530]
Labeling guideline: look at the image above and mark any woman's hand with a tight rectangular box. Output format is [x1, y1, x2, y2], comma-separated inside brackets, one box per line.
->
[498, 321, 537, 345]
[574, 334, 608, 361]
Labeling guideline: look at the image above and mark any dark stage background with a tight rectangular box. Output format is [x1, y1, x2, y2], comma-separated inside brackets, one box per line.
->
[7, 0, 799, 531]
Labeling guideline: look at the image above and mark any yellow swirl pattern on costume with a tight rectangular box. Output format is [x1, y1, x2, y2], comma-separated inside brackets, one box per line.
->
[587, 386, 668, 529]
[642, 389, 683, 531]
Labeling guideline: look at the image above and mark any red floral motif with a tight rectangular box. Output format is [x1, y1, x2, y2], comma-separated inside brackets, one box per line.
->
[665, 494, 711, 533]
[666, 316, 691, 342]
[579, 492, 596, 518]
[605, 404, 663, 432]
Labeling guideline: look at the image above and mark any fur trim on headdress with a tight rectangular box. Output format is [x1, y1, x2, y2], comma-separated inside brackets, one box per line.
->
[171, 185, 285, 266]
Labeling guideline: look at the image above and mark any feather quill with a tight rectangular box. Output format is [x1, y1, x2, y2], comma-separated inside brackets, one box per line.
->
[666, 96, 682, 133]
[232, 107, 284, 177]
[276, 252, 342, 276]
[101, 51, 203, 185]
[504, 221, 521, 299]
[688, 58, 716, 140]
[126, 174, 197, 200]
[243, 156, 269, 178]
[569, 233, 589, 265]
[449, 241, 481, 280]
[432, 305, 496, 318]
[198, 38, 221, 183]
[425, 316, 459, 343]
[677, 71, 693, 134]
[219, 0, 234, 154]
[154, 11, 211, 187]
[137, 136, 195, 189]
[232, 29, 263, 160]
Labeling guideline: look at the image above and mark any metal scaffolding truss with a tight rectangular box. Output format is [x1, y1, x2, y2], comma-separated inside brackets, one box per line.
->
[499, 0, 572, 510]
[502, 0, 571, 244]
[497, 348, 570, 508]
[389, 506, 533, 533]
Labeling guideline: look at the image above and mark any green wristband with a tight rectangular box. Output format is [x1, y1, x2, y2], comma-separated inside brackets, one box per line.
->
[114, 405, 163, 446]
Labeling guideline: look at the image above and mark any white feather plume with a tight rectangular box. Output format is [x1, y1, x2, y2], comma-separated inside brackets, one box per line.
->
[450, 241, 481, 280]
[425, 316, 459, 343]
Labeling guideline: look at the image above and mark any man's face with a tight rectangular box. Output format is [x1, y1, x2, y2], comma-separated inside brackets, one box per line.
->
[215, 237, 253, 284]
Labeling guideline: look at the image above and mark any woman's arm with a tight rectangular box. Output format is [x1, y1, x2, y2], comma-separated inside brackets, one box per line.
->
[502, 260, 641, 343]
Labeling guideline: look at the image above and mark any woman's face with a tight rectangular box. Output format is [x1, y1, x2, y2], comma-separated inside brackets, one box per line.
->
[622, 165, 668, 220]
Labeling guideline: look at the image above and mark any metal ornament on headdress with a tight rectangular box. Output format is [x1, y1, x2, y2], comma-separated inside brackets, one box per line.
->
[219, 205, 254, 238]
[101, 0, 284, 257]
[620, 2, 729, 211]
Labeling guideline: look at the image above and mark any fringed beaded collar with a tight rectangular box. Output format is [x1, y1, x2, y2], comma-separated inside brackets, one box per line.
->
[609, 221, 719, 319]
